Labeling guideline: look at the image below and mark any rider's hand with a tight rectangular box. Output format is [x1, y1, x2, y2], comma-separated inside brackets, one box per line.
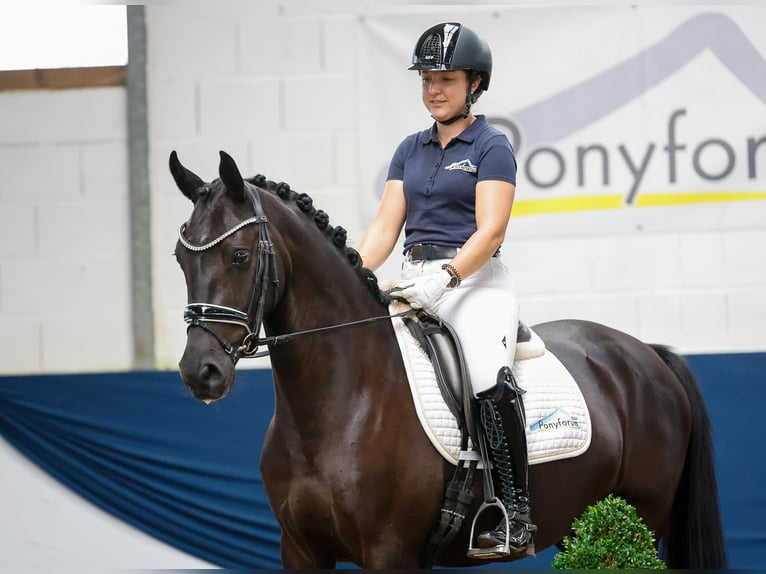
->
[392, 269, 453, 310]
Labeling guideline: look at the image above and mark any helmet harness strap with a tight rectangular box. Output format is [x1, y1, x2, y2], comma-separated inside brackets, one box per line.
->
[433, 70, 480, 126]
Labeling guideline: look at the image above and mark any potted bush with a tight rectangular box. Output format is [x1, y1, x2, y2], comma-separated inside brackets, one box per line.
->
[552, 494, 667, 569]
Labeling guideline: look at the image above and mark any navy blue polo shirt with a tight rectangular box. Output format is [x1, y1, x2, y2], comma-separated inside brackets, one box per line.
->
[387, 115, 517, 251]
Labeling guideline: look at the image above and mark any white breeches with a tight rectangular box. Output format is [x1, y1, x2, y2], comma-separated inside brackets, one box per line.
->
[400, 256, 519, 396]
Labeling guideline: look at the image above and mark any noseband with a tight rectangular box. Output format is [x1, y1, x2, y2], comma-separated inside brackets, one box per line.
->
[179, 182, 279, 362]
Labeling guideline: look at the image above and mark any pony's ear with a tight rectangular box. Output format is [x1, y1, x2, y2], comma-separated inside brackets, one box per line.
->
[169, 150, 205, 203]
[218, 150, 246, 202]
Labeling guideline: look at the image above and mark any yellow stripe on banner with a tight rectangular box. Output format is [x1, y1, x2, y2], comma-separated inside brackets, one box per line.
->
[512, 191, 766, 217]
[512, 195, 624, 216]
[636, 191, 766, 207]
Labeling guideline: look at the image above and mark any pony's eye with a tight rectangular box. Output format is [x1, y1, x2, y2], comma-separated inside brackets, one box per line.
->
[232, 250, 249, 266]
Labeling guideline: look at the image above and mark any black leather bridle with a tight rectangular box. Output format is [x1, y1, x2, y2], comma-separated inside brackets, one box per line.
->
[179, 182, 415, 363]
[179, 182, 278, 361]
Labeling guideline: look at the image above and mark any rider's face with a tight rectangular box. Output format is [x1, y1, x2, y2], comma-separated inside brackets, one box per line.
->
[420, 70, 471, 121]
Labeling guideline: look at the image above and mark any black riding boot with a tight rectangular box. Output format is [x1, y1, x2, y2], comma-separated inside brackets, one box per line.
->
[476, 367, 536, 554]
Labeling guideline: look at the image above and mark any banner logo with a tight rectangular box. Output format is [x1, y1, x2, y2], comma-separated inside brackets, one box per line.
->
[489, 12, 766, 215]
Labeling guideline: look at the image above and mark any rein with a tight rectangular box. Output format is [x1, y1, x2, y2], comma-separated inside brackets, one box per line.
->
[183, 302, 415, 359]
[179, 182, 415, 361]
[253, 308, 415, 356]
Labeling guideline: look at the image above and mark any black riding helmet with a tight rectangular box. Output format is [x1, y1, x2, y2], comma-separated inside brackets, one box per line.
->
[408, 22, 492, 123]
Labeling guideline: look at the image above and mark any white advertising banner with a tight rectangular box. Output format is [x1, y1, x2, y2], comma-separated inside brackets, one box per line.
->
[357, 6, 766, 238]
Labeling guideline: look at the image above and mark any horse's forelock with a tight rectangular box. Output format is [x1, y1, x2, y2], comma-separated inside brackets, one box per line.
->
[185, 179, 247, 236]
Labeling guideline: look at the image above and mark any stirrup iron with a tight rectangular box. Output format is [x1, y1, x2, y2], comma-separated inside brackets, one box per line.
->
[466, 497, 513, 559]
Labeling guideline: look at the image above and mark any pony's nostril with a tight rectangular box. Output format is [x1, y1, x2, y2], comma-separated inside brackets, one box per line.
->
[199, 363, 218, 384]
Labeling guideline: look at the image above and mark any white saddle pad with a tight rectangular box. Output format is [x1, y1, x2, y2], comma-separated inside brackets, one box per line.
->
[389, 302, 592, 466]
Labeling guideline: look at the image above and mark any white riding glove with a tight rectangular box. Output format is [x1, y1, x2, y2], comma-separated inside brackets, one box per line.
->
[392, 269, 453, 310]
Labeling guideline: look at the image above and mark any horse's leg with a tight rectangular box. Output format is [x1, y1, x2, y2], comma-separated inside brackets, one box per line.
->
[280, 532, 335, 569]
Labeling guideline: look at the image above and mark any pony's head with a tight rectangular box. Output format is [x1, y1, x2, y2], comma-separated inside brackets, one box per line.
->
[171, 150, 282, 402]
[171, 150, 390, 403]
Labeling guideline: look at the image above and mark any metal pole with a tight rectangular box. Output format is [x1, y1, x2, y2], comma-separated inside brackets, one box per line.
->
[126, 6, 155, 369]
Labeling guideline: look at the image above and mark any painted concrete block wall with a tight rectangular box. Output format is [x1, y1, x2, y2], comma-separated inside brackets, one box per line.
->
[148, 4, 365, 368]
[0, 3, 763, 375]
[149, 3, 766, 369]
[0, 87, 132, 374]
[506, 227, 766, 351]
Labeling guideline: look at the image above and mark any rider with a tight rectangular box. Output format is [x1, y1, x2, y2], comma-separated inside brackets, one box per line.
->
[357, 22, 535, 556]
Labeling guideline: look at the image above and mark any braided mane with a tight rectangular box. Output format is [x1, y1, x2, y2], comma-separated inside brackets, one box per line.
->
[246, 174, 390, 308]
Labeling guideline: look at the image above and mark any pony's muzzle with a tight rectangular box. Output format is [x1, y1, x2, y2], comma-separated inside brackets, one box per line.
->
[179, 343, 234, 402]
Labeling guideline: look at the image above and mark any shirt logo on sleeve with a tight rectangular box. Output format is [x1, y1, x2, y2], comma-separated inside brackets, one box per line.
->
[444, 159, 477, 173]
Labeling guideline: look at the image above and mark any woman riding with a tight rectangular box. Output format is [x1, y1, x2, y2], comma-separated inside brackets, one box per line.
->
[357, 22, 536, 556]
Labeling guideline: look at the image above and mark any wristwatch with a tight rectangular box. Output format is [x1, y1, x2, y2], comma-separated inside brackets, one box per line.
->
[442, 263, 461, 288]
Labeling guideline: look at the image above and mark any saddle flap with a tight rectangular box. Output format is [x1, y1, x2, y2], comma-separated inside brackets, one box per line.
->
[403, 313, 466, 423]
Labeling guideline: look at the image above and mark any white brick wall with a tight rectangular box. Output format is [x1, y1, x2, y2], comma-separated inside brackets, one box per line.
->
[0, 87, 131, 373]
[147, 5, 372, 366]
[0, 89, 127, 143]
[1, 3, 765, 375]
[146, 3, 766, 364]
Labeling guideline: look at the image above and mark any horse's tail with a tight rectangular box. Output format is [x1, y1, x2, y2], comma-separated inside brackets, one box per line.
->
[649, 344, 728, 569]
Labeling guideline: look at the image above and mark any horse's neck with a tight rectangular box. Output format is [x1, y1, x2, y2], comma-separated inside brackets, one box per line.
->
[265, 283, 400, 426]
[265, 248, 383, 343]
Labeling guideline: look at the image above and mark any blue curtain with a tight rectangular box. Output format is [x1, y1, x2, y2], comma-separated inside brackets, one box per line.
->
[1, 353, 764, 568]
[0, 369, 281, 568]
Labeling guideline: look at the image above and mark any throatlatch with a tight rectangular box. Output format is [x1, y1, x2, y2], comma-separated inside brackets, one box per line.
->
[467, 366, 537, 559]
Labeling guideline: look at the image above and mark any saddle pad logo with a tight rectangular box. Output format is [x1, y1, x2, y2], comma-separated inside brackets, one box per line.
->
[444, 159, 477, 173]
[530, 408, 580, 433]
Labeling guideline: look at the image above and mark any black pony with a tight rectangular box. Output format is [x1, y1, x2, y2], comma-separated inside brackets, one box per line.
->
[172, 150, 727, 569]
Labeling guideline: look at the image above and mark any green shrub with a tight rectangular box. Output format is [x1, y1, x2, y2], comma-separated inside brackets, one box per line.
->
[552, 494, 667, 569]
